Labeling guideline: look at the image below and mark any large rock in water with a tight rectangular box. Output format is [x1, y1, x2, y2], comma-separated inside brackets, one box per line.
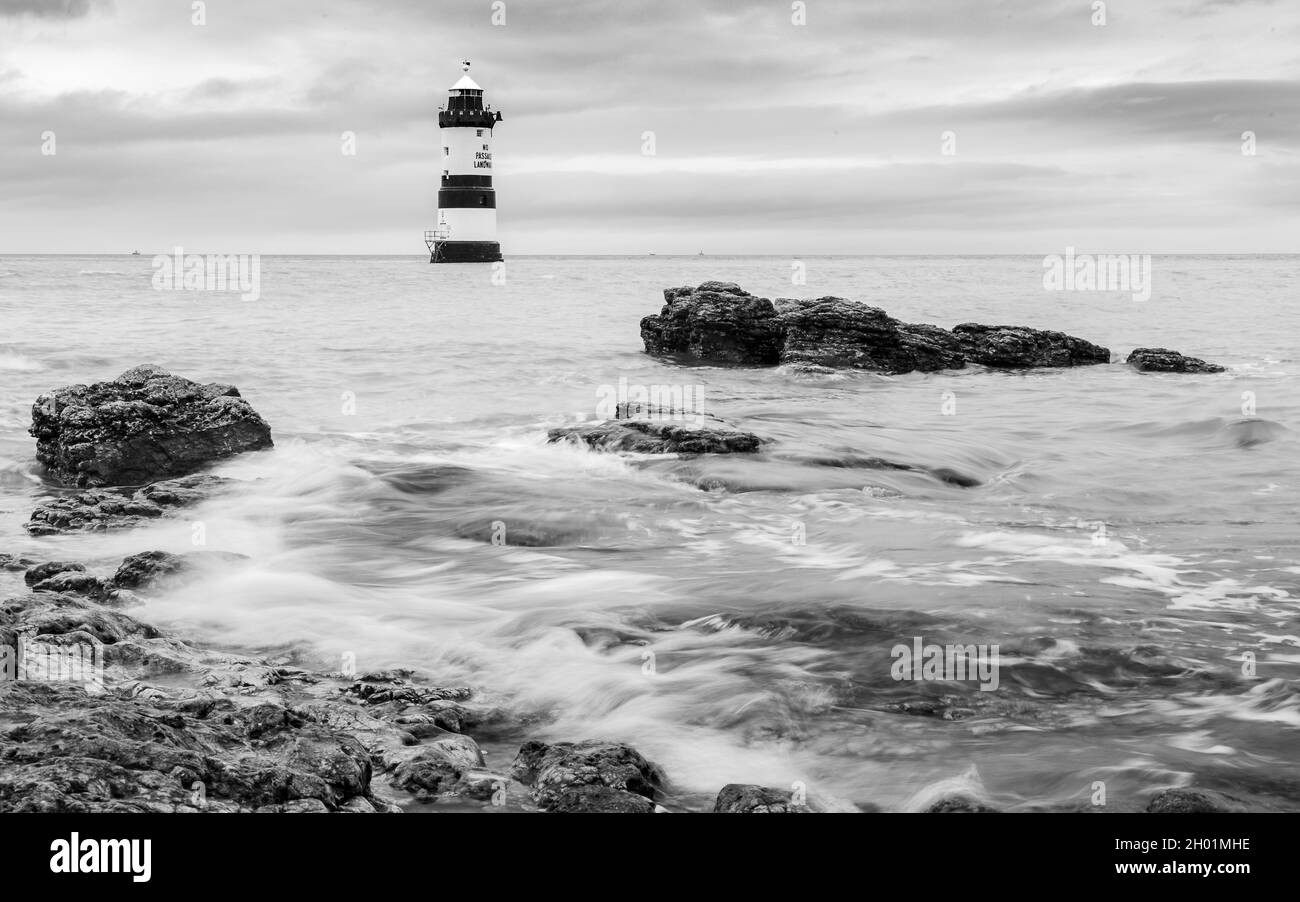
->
[509, 739, 666, 812]
[1126, 347, 1225, 373]
[30, 365, 273, 488]
[641, 282, 1111, 372]
[639, 282, 783, 364]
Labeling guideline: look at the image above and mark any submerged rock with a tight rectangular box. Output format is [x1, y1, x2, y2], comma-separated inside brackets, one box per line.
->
[548, 417, 762, 454]
[30, 364, 273, 488]
[640, 282, 1112, 373]
[714, 783, 809, 813]
[26, 473, 234, 535]
[1127, 347, 1225, 374]
[509, 739, 666, 812]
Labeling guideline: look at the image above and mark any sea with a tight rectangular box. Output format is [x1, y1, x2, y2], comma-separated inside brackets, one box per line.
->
[1, 253, 1297, 812]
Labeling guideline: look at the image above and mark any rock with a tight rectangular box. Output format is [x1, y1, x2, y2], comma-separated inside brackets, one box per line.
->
[775, 297, 965, 373]
[640, 282, 1111, 372]
[0, 554, 37, 572]
[1146, 788, 1244, 813]
[714, 783, 809, 813]
[26, 474, 234, 535]
[30, 364, 273, 488]
[640, 282, 783, 364]
[23, 561, 87, 586]
[342, 678, 472, 707]
[112, 550, 250, 591]
[509, 739, 666, 811]
[30, 572, 117, 602]
[926, 795, 999, 813]
[391, 735, 486, 798]
[549, 785, 656, 813]
[951, 324, 1111, 368]
[548, 418, 763, 454]
[1127, 347, 1225, 374]
[0, 683, 379, 812]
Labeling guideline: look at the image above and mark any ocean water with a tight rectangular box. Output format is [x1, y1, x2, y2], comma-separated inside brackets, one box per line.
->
[1, 253, 1298, 812]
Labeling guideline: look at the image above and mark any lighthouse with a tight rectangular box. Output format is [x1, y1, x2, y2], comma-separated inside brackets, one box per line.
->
[425, 61, 503, 263]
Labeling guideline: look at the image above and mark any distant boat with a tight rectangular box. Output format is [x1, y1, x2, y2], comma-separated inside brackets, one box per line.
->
[130, 250, 141, 255]
[698, 250, 704, 255]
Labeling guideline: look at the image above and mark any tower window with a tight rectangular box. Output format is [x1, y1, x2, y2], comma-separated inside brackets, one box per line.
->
[443, 147, 449, 156]
[476, 129, 483, 137]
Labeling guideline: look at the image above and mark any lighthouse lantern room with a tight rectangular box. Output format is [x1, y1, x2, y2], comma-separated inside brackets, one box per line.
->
[425, 60, 503, 263]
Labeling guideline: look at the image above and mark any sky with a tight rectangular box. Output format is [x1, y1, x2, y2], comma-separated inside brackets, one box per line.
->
[0, 0, 1297, 254]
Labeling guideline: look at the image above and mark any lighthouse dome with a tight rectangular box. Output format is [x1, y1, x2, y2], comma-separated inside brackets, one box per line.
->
[450, 74, 481, 92]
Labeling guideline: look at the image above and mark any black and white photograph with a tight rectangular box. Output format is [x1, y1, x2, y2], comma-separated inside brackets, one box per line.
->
[0, 0, 1295, 885]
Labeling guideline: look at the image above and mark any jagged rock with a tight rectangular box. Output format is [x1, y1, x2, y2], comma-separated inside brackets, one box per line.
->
[1146, 788, 1245, 813]
[342, 678, 472, 707]
[1127, 347, 1225, 374]
[550, 785, 656, 813]
[0, 683, 378, 812]
[639, 282, 783, 364]
[30, 364, 273, 488]
[23, 561, 87, 586]
[26, 473, 234, 535]
[112, 549, 250, 590]
[548, 418, 763, 454]
[926, 795, 1000, 813]
[509, 739, 666, 811]
[951, 324, 1111, 368]
[714, 783, 809, 813]
[0, 554, 37, 572]
[391, 735, 486, 798]
[640, 282, 1111, 372]
[775, 297, 966, 372]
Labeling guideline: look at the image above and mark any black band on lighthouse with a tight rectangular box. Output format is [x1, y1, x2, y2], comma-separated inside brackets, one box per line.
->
[441, 174, 494, 188]
[437, 188, 496, 209]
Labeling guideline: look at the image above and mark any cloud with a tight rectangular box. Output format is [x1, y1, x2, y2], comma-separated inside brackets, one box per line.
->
[0, 0, 1296, 252]
[0, 0, 108, 18]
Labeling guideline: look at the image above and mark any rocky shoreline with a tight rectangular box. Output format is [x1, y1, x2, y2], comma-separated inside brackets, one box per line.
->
[0, 295, 1240, 813]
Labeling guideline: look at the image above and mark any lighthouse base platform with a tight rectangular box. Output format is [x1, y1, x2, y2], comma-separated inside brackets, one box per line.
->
[429, 241, 502, 264]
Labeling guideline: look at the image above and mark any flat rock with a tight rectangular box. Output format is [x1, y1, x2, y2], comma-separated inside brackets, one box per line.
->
[30, 364, 273, 488]
[548, 418, 762, 454]
[951, 323, 1111, 368]
[1127, 347, 1225, 373]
